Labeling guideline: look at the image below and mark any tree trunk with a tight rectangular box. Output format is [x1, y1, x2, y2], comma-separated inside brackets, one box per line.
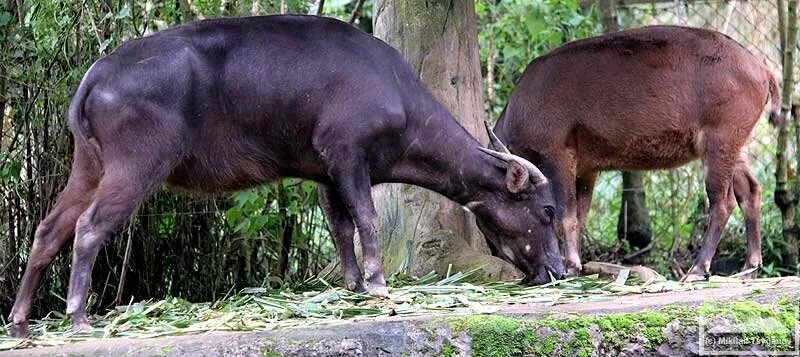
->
[618, 172, 653, 250]
[776, 0, 799, 271]
[599, 0, 653, 251]
[371, 0, 519, 280]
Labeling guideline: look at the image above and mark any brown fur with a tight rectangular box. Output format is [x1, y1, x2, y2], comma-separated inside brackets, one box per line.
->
[494, 25, 779, 279]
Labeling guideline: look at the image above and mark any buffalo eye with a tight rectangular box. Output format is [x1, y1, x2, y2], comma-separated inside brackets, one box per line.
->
[544, 206, 555, 223]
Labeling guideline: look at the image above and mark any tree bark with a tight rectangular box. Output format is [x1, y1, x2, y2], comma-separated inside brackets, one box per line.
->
[618, 172, 653, 250]
[776, 0, 799, 271]
[599, 0, 653, 251]
[371, 0, 519, 280]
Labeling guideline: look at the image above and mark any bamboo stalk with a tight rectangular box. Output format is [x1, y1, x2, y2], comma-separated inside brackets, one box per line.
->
[348, 0, 366, 25]
[316, 0, 325, 16]
[775, 0, 799, 270]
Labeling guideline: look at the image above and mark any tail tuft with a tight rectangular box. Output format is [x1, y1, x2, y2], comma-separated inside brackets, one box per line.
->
[769, 110, 783, 127]
[767, 72, 783, 127]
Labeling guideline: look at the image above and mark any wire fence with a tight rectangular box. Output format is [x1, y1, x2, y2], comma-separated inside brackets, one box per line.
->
[583, 0, 794, 275]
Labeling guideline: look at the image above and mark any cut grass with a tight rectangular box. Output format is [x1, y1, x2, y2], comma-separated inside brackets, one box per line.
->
[0, 268, 772, 351]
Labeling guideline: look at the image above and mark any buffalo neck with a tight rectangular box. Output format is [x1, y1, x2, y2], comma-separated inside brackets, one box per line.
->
[388, 105, 503, 206]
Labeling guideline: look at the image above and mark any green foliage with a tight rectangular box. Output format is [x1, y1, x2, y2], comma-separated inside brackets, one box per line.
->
[476, 0, 600, 119]
[318, 0, 373, 32]
[225, 180, 333, 281]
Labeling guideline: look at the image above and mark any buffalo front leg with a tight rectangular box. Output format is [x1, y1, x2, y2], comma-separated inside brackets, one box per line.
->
[318, 184, 366, 292]
[9, 148, 99, 337]
[327, 163, 387, 296]
[540, 152, 580, 276]
[683, 145, 737, 282]
[732, 153, 762, 278]
[563, 187, 581, 277]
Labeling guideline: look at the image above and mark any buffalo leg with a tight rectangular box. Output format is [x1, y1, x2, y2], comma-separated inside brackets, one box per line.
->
[8, 148, 99, 337]
[327, 159, 387, 296]
[65, 125, 179, 329]
[541, 152, 580, 276]
[732, 152, 762, 278]
[683, 142, 737, 282]
[318, 184, 366, 292]
[65, 171, 156, 329]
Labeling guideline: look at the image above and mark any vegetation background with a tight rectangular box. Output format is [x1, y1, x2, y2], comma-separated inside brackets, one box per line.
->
[0, 0, 797, 319]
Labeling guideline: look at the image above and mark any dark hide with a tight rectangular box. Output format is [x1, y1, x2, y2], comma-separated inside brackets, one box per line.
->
[9, 15, 563, 337]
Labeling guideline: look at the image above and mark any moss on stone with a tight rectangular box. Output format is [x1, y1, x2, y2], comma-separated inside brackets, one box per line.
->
[451, 316, 532, 356]
[697, 298, 798, 351]
[440, 343, 455, 357]
[448, 299, 797, 356]
[259, 349, 280, 357]
[539, 334, 558, 356]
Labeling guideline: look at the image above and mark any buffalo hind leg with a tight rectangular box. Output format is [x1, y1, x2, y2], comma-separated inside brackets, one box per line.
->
[9, 146, 99, 337]
[732, 153, 762, 278]
[318, 184, 366, 292]
[66, 154, 176, 329]
[683, 141, 737, 282]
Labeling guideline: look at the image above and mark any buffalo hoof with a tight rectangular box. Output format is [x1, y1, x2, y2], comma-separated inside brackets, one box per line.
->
[736, 266, 759, 279]
[70, 321, 92, 332]
[680, 271, 707, 283]
[70, 314, 92, 332]
[681, 263, 710, 283]
[564, 266, 582, 278]
[9, 321, 29, 338]
[346, 281, 368, 294]
[366, 284, 389, 297]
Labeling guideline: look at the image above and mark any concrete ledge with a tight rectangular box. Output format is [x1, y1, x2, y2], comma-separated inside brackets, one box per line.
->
[5, 278, 799, 356]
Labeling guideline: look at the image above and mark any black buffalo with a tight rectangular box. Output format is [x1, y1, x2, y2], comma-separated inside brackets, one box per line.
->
[9, 15, 563, 337]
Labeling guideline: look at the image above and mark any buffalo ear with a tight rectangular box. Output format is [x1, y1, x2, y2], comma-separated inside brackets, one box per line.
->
[478, 146, 548, 187]
[506, 160, 530, 194]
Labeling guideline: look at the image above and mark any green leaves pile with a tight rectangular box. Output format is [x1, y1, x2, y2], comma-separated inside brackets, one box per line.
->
[0, 268, 740, 351]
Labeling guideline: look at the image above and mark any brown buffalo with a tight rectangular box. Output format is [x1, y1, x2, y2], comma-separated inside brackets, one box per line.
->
[493, 25, 780, 280]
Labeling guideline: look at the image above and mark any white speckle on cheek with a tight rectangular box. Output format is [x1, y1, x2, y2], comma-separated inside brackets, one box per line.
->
[525, 244, 531, 252]
[527, 229, 532, 233]
[502, 246, 515, 261]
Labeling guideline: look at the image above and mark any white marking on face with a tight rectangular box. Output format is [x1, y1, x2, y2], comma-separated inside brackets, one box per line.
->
[525, 244, 531, 252]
